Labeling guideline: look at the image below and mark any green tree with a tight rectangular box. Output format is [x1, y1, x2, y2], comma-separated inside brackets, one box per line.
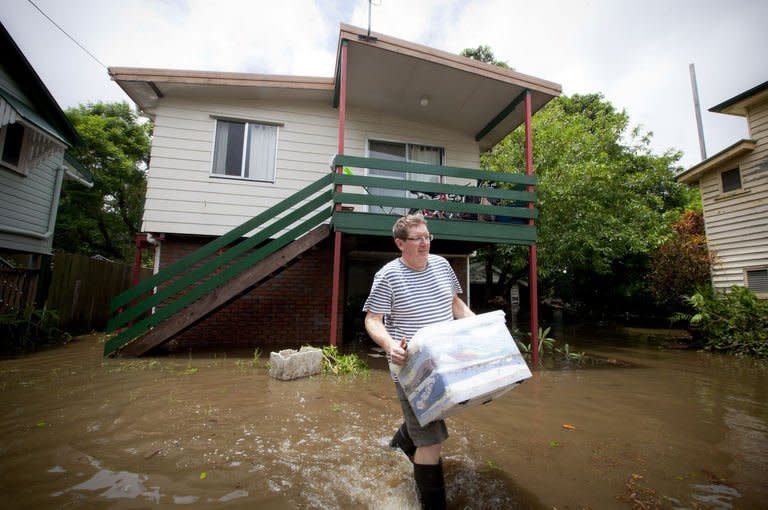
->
[481, 93, 696, 313]
[461, 45, 509, 68]
[56, 102, 152, 262]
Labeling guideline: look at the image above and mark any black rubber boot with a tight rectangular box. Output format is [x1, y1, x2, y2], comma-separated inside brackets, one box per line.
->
[413, 460, 446, 510]
[389, 423, 416, 461]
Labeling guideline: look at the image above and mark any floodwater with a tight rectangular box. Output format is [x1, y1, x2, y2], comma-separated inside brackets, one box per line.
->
[0, 326, 767, 510]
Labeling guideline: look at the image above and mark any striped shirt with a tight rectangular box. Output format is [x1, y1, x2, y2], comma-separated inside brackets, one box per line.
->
[363, 255, 462, 375]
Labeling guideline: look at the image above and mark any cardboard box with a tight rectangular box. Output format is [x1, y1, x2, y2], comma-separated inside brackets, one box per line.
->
[396, 310, 532, 426]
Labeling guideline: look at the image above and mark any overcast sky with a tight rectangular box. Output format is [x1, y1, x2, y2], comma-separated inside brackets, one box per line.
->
[2, 0, 766, 169]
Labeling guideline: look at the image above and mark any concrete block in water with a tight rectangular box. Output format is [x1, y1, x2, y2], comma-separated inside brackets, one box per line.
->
[269, 346, 323, 380]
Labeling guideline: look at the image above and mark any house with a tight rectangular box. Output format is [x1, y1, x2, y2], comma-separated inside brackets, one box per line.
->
[0, 22, 93, 312]
[676, 80, 768, 298]
[105, 24, 561, 357]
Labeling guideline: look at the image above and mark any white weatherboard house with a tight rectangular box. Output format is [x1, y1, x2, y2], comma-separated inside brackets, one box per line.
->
[0, 22, 92, 312]
[677, 80, 768, 298]
[106, 24, 561, 357]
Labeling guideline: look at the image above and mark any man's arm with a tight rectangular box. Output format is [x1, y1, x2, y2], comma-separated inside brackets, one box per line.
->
[364, 311, 407, 365]
[452, 294, 475, 319]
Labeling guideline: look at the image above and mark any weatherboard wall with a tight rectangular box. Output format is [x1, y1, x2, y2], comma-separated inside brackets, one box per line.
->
[0, 139, 64, 255]
[141, 96, 481, 237]
[699, 99, 768, 291]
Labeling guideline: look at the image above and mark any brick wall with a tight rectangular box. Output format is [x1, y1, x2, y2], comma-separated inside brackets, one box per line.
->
[158, 234, 341, 351]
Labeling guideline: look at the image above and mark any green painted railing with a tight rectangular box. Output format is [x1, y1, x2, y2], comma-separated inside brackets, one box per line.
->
[104, 173, 334, 356]
[331, 155, 537, 243]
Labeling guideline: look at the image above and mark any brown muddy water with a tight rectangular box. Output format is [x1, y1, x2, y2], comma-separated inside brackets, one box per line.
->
[0, 327, 766, 510]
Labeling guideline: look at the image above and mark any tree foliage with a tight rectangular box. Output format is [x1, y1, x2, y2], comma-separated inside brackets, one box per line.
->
[461, 45, 509, 68]
[56, 102, 152, 262]
[646, 210, 714, 309]
[480, 92, 697, 312]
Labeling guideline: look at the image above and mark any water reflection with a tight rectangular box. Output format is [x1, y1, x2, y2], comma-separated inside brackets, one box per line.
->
[0, 329, 766, 509]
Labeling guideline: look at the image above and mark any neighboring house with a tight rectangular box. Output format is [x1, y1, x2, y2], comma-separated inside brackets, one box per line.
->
[0, 22, 93, 312]
[106, 24, 561, 356]
[677, 80, 768, 298]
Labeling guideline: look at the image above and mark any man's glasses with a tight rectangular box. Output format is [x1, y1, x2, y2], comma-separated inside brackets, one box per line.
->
[405, 234, 434, 243]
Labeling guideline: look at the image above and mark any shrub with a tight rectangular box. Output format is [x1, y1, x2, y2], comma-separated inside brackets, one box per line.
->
[683, 286, 768, 357]
[0, 304, 71, 354]
[647, 210, 715, 311]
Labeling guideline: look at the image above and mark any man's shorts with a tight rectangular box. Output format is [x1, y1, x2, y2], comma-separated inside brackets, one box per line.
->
[395, 382, 448, 446]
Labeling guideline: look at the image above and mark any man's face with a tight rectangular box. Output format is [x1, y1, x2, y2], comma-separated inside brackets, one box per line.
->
[396, 223, 431, 267]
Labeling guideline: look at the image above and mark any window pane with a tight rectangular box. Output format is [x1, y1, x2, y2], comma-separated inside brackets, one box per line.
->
[212, 120, 245, 176]
[368, 141, 407, 214]
[244, 123, 277, 181]
[721, 168, 742, 192]
[408, 144, 442, 184]
[1, 123, 24, 166]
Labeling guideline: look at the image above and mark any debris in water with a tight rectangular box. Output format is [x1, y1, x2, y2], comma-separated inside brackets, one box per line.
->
[617, 472, 666, 509]
[562, 424, 576, 431]
[144, 449, 160, 460]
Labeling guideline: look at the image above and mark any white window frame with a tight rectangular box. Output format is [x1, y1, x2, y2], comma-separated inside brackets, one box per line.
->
[210, 117, 281, 183]
[365, 138, 445, 214]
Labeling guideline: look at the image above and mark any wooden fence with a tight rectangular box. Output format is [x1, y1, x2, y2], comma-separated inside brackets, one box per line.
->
[46, 253, 152, 332]
[0, 267, 39, 313]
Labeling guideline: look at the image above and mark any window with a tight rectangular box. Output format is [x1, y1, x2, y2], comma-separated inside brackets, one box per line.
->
[212, 119, 278, 181]
[721, 168, 742, 193]
[746, 268, 768, 295]
[0, 122, 26, 174]
[367, 140, 444, 214]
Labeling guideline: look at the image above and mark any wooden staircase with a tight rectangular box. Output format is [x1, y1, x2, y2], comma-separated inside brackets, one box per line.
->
[115, 224, 329, 356]
[104, 174, 334, 357]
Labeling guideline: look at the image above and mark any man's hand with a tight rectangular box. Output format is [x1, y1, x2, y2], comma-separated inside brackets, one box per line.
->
[389, 338, 408, 366]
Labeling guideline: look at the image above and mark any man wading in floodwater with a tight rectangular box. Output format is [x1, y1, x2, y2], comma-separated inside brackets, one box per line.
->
[363, 214, 475, 509]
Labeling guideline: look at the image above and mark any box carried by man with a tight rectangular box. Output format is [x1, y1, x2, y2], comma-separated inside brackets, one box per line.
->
[395, 310, 532, 426]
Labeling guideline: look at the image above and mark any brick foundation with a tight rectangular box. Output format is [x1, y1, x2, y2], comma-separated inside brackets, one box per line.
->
[158, 234, 340, 352]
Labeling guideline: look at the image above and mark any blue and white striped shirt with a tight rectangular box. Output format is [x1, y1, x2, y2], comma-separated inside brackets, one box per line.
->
[363, 254, 462, 349]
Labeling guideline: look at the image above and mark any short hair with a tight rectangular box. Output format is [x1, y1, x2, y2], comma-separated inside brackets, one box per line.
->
[392, 214, 427, 240]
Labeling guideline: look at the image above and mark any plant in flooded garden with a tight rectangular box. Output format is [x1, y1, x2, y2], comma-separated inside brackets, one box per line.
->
[680, 286, 768, 357]
[0, 304, 71, 354]
[516, 326, 586, 364]
[253, 347, 268, 368]
[320, 345, 369, 377]
[647, 209, 715, 314]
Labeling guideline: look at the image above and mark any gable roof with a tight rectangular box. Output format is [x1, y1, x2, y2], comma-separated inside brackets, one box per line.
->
[710, 80, 768, 117]
[678, 79, 767, 183]
[111, 24, 561, 152]
[0, 22, 81, 147]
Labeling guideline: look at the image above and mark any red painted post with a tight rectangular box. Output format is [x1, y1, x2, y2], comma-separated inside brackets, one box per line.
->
[132, 233, 144, 286]
[329, 40, 348, 347]
[525, 90, 539, 366]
